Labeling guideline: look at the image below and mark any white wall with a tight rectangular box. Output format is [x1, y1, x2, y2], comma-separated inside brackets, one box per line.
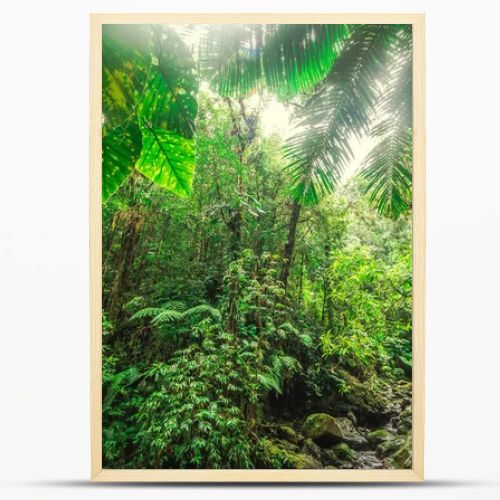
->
[1, 1, 499, 498]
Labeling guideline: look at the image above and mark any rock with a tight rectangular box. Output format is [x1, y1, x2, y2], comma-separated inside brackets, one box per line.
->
[277, 438, 300, 452]
[290, 453, 322, 469]
[333, 443, 357, 462]
[303, 413, 343, 447]
[346, 410, 358, 426]
[303, 438, 323, 461]
[335, 417, 369, 450]
[368, 429, 394, 446]
[377, 436, 405, 457]
[394, 381, 412, 403]
[338, 370, 395, 424]
[257, 438, 321, 469]
[388, 434, 412, 469]
[356, 450, 385, 470]
[322, 448, 340, 466]
[399, 405, 412, 434]
[277, 425, 297, 444]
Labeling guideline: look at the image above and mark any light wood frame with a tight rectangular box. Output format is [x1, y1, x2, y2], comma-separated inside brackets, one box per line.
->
[90, 13, 425, 482]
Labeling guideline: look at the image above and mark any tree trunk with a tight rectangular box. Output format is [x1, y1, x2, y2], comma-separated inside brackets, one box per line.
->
[280, 200, 301, 287]
[228, 205, 242, 261]
[108, 210, 143, 324]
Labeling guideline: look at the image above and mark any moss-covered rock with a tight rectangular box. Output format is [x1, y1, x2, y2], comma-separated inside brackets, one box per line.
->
[394, 382, 412, 403]
[303, 438, 323, 461]
[333, 443, 357, 462]
[303, 413, 343, 447]
[335, 417, 369, 450]
[377, 436, 404, 457]
[287, 452, 322, 469]
[257, 438, 321, 469]
[277, 425, 297, 444]
[338, 370, 395, 423]
[322, 448, 340, 466]
[388, 434, 412, 469]
[276, 438, 300, 452]
[368, 429, 394, 446]
[398, 405, 412, 434]
[296, 433, 305, 445]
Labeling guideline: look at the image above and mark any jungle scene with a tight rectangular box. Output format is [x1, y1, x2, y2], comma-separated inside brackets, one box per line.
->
[102, 23, 413, 469]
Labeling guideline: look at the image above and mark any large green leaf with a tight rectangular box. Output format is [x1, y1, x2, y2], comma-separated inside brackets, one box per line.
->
[136, 128, 195, 197]
[155, 28, 198, 137]
[102, 124, 142, 200]
[139, 28, 198, 137]
[102, 25, 151, 201]
[102, 25, 199, 201]
[102, 25, 151, 129]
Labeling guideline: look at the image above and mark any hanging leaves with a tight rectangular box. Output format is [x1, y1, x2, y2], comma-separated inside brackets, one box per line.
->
[200, 24, 351, 100]
[102, 25, 198, 201]
[283, 24, 412, 212]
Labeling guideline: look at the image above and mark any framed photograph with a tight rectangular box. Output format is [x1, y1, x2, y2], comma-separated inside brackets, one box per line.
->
[90, 13, 425, 482]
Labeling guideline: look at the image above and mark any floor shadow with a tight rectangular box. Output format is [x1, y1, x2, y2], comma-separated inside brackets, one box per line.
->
[14, 479, 499, 489]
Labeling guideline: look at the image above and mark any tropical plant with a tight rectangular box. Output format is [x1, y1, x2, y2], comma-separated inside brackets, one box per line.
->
[101, 24, 414, 470]
[283, 24, 412, 216]
[102, 24, 198, 201]
[135, 338, 253, 468]
[199, 24, 350, 100]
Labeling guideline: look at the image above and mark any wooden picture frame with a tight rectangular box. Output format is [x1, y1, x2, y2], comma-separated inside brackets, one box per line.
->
[90, 13, 425, 482]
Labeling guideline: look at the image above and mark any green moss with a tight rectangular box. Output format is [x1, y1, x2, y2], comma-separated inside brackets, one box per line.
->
[257, 438, 320, 469]
[303, 413, 343, 447]
[378, 437, 404, 457]
[399, 405, 412, 433]
[338, 370, 393, 418]
[368, 429, 394, 445]
[389, 435, 412, 469]
[333, 443, 357, 462]
[277, 425, 298, 444]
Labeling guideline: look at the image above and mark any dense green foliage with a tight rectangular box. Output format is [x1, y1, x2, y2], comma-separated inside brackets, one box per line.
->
[102, 23, 413, 470]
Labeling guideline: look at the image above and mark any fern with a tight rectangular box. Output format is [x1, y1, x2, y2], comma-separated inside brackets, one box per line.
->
[151, 309, 184, 325]
[184, 304, 222, 321]
[160, 300, 186, 311]
[131, 301, 221, 327]
[130, 307, 164, 321]
[257, 372, 283, 394]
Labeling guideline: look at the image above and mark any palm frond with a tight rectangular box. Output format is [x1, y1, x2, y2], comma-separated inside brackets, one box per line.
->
[262, 24, 350, 100]
[360, 127, 412, 219]
[283, 24, 401, 205]
[199, 24, 350, 100]
[359, 26, 413, 219]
